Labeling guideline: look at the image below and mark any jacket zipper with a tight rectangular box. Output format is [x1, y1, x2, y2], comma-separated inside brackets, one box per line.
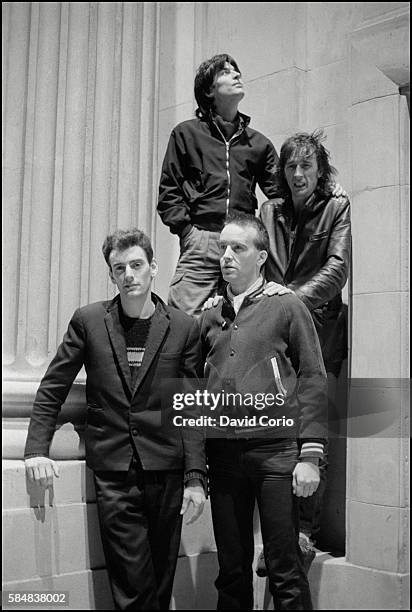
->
[213, 121, 243, 217]
[270, 356, 287, 396]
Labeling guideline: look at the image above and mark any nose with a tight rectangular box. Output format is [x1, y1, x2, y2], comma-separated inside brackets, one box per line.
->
[124, 264, 134, 280]
[294, 165, 304, 177]
[222, 246, 233, 261]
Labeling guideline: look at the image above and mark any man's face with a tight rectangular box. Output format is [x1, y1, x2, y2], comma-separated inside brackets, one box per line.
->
[284, 150, 321, 204]
[210, 61, 244, 105]
[109, 245, 157, 300]
[219, 223, 267, 294]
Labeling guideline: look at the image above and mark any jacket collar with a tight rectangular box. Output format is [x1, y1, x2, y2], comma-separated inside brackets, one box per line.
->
[221, 277, 266, 322]
[104, 293, 170, 397]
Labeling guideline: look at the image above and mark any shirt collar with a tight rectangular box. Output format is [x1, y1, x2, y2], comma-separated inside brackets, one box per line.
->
[227, 276, 265, 314]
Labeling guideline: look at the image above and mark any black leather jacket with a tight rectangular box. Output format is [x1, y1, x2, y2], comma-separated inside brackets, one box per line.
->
[260, 194, 351, 373]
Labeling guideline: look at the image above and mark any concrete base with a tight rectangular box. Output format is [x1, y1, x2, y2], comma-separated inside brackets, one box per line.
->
[3, 460, 409, 610]
[308, 552, 410, 611]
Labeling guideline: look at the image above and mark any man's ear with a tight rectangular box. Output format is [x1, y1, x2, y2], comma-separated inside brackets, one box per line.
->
[150, 259, 158, 278]
[108, 268, 116, 285]
[258, 250, 268, 269]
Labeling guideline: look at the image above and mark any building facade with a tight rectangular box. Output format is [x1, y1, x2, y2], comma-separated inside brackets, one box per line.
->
[3, 2, 410, 609]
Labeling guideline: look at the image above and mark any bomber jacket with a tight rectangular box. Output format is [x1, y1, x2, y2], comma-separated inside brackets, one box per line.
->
[158, 113, 279, 237]
[260, 193, 351, 314]
[199, 282, 328, 458]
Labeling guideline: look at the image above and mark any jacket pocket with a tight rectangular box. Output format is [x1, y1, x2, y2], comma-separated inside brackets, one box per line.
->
[270, 356, 287, 397]
[309, 229, 329, 241]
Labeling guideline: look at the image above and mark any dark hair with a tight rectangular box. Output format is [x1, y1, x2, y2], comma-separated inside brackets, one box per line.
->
[273, 129, 337, 198]
[224, 211, 269, 253]
[102, 228, 153, 267]
[194, 53, 241, 119]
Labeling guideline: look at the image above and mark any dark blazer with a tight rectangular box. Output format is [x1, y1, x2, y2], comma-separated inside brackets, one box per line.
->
[24, 293, 206, 473]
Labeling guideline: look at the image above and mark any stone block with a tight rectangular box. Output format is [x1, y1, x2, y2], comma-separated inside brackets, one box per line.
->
[351, 293, 402, 378]
[245, 68, 305, 138]
[2, 419, 85, 461]
[351, 187, 401, 294]
[159, 3, 196, 111]
[347, 500, 409, 573]
[400, 286, 410, 380]
[350, 46, 398, 105]
[2, 460, 96, 510]
[400, 185, 410, 294]
[171, 552, 218, 610]
[351, 95, 399, 192]
[306, 60, 350, 128]
[309, 554, 410, 610]
[200, 3, 307, 77]
[400, 97, 409, 186]
[3, 502, 105, 582]
[361, 3, 410, 21]
[2, 569, 113, 610]
[350, 5, 410, 87]
[306, 3, 363, 69]
[348, 434, 406, 507]
[179, 500, 216, 556]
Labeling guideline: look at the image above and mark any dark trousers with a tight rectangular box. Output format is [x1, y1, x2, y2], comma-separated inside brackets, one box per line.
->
[207, 439, 312, 611]
[93, 458, 183, 610]
[299, 455, 328, 541]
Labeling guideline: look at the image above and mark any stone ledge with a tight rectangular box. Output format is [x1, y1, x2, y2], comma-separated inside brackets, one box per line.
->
[309, 552, 410, 610]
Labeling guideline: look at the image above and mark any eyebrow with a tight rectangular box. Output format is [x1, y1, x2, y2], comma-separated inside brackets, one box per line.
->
[112, 258, 145, 267]
[219, 240, 247, 248]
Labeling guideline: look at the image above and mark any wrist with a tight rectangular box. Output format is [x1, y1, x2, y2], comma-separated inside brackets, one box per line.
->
[185, 478, 203, 488]
[300, 457, 319, 466]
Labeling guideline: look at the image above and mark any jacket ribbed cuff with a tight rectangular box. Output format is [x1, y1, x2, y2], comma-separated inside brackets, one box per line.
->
[299, 441, 324, 460]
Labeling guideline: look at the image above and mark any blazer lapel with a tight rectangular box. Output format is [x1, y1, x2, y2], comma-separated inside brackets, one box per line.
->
[131, 302, 170, 397]
[104, 299, 133, 395]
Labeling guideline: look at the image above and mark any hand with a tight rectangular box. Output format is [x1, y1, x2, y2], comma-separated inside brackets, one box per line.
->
[201, 295, 223, 310]
[292, 462, 319, 498]
[180, 485, 206, 524]
[263, 281, 294, 297]
[25, 456, 60, 488]
[331, 182, 347, 198]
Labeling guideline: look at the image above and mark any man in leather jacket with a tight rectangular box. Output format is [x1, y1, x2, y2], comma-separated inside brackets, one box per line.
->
[157, 53, 279, 316]
[259, 130, 351, 568]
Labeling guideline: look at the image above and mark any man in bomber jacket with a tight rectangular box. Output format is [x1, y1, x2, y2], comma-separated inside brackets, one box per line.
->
[199, 211, 328, 610]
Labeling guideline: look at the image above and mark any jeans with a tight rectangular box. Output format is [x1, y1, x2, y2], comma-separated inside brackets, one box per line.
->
[93, 457, 183, 610]
[168, 227, 222, 317]
[207, 439, 312, 610]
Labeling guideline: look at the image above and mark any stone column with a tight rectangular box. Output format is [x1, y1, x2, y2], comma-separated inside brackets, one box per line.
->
[3, 1, 161, 458]
[342, 6, 409, 608]
[2, 3, 161, 605]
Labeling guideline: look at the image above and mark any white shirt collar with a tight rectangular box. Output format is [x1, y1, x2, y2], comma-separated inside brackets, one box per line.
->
[227, 276, 264, 314]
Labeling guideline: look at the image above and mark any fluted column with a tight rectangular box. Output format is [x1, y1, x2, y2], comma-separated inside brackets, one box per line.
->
[2, 2, 160, 458]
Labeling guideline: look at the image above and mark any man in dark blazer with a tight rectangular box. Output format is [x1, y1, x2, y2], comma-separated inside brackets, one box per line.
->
[24, 228, 207, 610]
